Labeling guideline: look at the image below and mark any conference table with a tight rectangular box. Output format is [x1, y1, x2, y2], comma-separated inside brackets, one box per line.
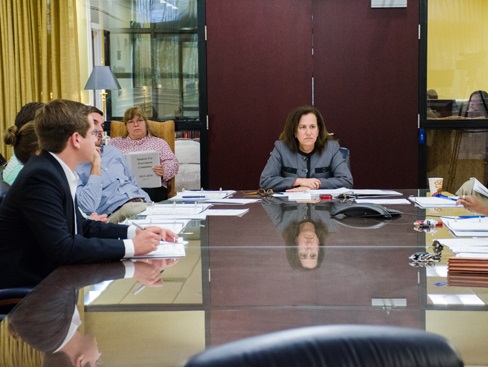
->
[1, 189, 488, 366]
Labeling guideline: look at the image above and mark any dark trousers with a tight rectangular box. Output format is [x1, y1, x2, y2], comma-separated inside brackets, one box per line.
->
[142, 186, 168, 202]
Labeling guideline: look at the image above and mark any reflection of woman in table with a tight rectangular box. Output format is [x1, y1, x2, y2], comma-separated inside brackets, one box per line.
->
[262, 198, 336, 270]
[7, 260, 174, 366]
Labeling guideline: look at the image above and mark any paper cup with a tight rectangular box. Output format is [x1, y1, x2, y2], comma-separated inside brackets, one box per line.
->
[428, 177, 443, 194]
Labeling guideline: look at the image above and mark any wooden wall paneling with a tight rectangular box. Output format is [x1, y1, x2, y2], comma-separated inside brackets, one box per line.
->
[312, 1, 420, 188]
[205, 0, 313, 189]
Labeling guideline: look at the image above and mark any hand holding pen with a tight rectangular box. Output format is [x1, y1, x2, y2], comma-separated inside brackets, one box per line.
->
[456, 195, 488, 216]
[132, 224, 177, 256]
[132, 222, 179, 243]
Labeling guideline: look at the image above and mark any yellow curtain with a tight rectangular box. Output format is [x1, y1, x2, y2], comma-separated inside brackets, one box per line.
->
[0, 318, 43, 367]
[0, 0, 81, 161]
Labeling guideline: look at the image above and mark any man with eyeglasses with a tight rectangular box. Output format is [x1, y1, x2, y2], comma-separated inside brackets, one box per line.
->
[75, 106, 151, 223]
[0, 99, 177, 288]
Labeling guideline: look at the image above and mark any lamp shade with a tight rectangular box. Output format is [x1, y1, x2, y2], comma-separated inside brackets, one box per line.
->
[84, 66, 121, 90]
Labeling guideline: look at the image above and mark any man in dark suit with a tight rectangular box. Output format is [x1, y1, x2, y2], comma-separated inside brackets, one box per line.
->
[0, 99, 177, 288]
[8, 261, 167, 365]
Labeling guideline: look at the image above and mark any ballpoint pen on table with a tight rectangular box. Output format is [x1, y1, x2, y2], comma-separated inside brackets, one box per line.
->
[432, 193, 458, 201]
[454, 215, 485, 222]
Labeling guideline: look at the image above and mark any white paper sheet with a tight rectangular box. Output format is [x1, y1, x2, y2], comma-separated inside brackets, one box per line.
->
[129, 241, 187, 259]
[408, 197, 458, 208]
[355, 199, 411, 205]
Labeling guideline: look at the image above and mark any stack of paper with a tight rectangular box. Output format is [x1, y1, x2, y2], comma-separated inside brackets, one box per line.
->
[442, 217, 488, 237]
[408, 196, 458, 208]
[128, 219, 190, 234]
[448, 257, 488, 287]
[308, 188, 403, 198]
[169, 190, 236, 201]
[435, 238, 488, 257]
[472, 178, 488, 197]
[130, 241, 187, 259]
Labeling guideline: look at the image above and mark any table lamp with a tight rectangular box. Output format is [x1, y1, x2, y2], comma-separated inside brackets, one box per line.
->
[84, 66, 121, 119]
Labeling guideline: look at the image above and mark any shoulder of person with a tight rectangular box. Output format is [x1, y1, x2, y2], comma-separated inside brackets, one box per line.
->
[104, 144, 123, 155]
[323, 139, 340, 152]
[274, 140, 289, 150]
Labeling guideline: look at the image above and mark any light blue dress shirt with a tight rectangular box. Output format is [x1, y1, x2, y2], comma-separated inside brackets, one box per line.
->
[75, 145, 150, 215]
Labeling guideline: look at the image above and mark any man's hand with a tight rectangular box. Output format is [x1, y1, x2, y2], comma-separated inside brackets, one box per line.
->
[132, 227, 164, 256]
[90, 148, 102, 176]
[132, 227, 179, 256]
[89, 212, 108, 223]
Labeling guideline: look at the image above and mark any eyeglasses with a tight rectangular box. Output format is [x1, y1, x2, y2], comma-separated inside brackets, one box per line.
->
[243, 188, 274, 198]
[126, 118, 145, 125]
[90, 130, 100, 137]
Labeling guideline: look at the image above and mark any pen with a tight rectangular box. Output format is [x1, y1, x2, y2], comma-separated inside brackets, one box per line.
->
[132, 222, 145, 230]
[182, 195, 205, 198]
[456, 215, 486, 219]
[432, 193, 458, 201]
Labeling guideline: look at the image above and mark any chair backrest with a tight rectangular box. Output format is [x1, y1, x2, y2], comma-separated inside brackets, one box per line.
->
[0, 180, 11, 205]
[184, 325, 464, 367]
[110, 120, 176, 198]
[339, 147, 351, 171]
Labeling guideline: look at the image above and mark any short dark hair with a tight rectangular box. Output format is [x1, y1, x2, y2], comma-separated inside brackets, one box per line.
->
[35, 99, 91, 153]
[14, 102, 45, 129]
[86, 106, 103, 116]
[279, 106, 331, 154]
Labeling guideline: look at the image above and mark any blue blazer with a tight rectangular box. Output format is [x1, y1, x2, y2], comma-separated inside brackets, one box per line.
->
[0, 151, 128, 288]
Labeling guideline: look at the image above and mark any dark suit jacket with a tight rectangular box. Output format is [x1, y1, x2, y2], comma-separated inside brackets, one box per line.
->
[0, 151, 129, 288]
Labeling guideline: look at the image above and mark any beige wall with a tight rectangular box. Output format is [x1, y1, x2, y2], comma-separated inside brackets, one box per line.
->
[428, 0, 488, 99]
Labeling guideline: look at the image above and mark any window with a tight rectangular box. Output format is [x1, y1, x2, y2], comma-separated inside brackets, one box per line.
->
[89, 0, 199, 122]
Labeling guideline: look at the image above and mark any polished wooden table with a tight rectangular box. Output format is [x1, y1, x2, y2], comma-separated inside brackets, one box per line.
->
[2, 189, 488, 366]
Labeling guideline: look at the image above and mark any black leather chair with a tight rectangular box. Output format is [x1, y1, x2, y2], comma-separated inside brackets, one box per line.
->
[0, 287, 32, 321]
[0, 179, 10, 205]
[184, 325, 464, 367]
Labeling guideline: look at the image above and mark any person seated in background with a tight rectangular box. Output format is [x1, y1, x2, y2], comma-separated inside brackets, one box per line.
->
[2, 102, 45, 184]
[427, 89, 438, 100]
[464, 90, 488, 118]
[0, 99, 178, 288]
[110, 106, 179, 202]
[260, 105, 353, 192]
[76, 106, 152, 223]
[426, 89, 441, 118]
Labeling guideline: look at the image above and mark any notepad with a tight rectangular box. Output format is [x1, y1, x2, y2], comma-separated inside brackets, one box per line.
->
[408, 197, 458, 208]
[130, 241, 187, 259]
[442, 218, 488, 235]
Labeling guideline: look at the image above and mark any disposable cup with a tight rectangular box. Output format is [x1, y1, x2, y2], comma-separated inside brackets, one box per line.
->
[428, 177, 443, 194]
